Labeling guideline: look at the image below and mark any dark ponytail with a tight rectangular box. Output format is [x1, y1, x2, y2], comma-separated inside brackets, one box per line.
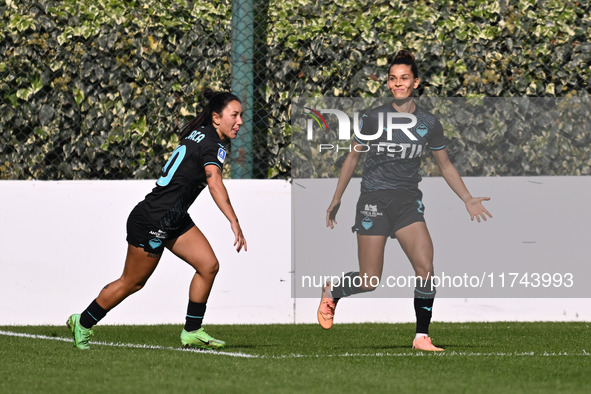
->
[179, 88, 241, 139]
[389, 50, 419, 79]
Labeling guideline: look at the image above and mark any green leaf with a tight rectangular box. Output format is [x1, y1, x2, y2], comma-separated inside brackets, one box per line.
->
[16, 88, 32, 100]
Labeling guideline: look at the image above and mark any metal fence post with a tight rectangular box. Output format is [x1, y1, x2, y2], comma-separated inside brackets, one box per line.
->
[231, 0, 254, 179]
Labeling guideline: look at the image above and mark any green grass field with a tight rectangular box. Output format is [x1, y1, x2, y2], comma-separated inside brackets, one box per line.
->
[1, 322, 589, 393]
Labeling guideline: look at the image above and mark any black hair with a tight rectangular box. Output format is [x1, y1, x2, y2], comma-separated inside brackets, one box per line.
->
[389, 50, 419, 79]
[179, 88, 241, 139]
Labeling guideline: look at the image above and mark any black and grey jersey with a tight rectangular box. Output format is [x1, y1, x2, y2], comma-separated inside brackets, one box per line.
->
[355, 103, 445, 192]
[136, 125, 227, 231]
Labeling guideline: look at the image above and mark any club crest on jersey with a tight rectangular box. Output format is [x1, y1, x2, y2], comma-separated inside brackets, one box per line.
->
[217, 148, 226, 163]
[417, 124, 428, 137]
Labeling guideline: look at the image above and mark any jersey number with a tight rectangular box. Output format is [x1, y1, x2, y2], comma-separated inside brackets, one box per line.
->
[157, 145, 186, 187]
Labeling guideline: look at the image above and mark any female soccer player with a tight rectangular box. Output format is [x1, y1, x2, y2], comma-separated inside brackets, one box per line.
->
[317, 50, 492, 351]
[67, 89, 247, 350]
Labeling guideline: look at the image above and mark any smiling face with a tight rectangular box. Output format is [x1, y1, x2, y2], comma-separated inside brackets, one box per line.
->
[212, 100, 243, 140]
[387, 64, 420, 98]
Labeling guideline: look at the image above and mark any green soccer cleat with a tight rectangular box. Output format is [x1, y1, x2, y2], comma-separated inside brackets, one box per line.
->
[180, 328, 226, 350]
[66, 314, 94, 350]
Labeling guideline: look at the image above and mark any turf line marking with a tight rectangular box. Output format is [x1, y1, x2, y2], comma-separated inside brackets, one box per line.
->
[0, 330, 260, 358]
[1, 330, 589, 359]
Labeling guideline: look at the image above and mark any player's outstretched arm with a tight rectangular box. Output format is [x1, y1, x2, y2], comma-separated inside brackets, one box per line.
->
[432, 149, 493, 223]
[326, 141, 363, 229]
[205, 164, 247, 252]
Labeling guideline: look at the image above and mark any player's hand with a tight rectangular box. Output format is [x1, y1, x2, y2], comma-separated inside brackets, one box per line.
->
[465, 197, 492, 223]
[326, 200, 341, 229]
[231, 220, 247, 252]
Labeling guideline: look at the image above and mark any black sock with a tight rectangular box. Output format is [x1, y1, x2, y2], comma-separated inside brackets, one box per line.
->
[414, 297, 434, 335]
[414, 279, 436, 335]
[80, 299, 108, 329]
[330, 271, 371, 299]
[184, 301, 206, 332]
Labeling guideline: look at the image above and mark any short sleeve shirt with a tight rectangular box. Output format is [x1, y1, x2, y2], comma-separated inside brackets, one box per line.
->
[354, 103, 445, 192]
[136, 125, 226, 231]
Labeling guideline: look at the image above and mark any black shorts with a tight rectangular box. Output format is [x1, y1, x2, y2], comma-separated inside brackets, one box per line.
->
[126, 205, 195, 254]
[352, 189, 425, 238]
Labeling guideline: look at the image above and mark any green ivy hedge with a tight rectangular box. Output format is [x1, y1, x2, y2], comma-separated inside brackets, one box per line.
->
[1, 0, 233, 179]
[290, 96, 591, 178]
[1, 0, 590, 179]
[267, 0, 591, 177]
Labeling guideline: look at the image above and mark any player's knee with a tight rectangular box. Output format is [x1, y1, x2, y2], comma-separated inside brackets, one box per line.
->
[210, 260, 220, 276]
[414, 263, 433, 280]
[199, 259, 219, 278]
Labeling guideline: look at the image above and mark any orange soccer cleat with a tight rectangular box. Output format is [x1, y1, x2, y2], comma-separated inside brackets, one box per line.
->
[317, 284, 339, 330]
[412, 336, 444, 351]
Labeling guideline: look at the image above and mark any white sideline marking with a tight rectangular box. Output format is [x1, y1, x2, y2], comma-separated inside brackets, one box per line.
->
[1, 330, 588, 359]
[0, 330, 259, 358]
